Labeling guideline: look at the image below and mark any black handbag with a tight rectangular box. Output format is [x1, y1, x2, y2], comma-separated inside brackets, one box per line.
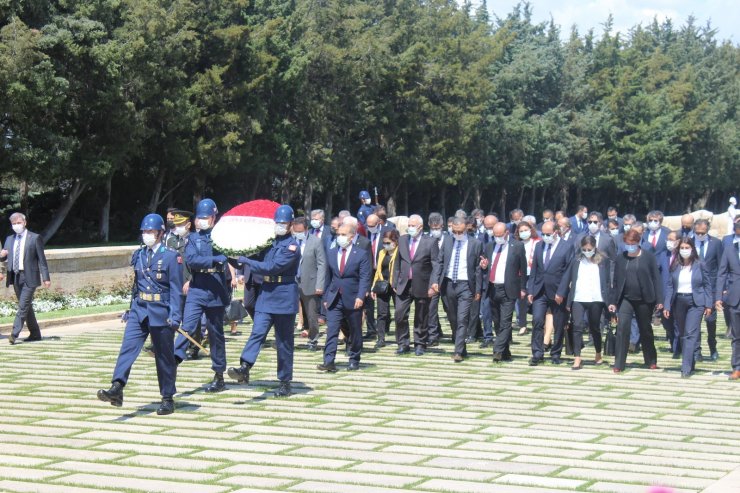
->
[372, 279, 390, 295]
[224, 298, 248, 323]
[604, 321, 617, 356]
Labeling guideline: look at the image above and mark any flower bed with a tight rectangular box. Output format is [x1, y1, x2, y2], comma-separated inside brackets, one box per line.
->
[0, 294, 129, 318]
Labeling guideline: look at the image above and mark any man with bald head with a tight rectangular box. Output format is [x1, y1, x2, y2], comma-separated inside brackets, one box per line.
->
[478, 215, 500, 347]
[680, 214, 695, 238]
[480, 222, 527, 362]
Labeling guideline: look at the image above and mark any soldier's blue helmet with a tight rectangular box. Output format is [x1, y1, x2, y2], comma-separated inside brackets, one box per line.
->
[274, 205, 295, 223]
[140, 213, 165, 231]
[359, 190, 371, 200]
[196, 198, 218, 218]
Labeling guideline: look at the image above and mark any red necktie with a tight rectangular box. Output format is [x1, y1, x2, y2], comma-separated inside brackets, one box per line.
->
[371, 233, 377, 266]
[339, 248, 347, 276]
[489, 244, 502, 283]
[651, 233, 657, 248]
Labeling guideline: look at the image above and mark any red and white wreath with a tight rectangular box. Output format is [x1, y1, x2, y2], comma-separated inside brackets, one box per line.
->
[211, 200, 280, 257]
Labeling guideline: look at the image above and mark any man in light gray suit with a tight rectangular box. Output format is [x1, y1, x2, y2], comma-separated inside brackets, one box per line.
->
[0, 213, 51, 344]
[293, 217, 326, 351]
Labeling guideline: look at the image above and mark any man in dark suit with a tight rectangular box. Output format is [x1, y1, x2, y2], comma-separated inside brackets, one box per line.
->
[717, 220, 740, 380]
[431, 217, 482, 362]
[309, 209, 333, 252]
[293, 217, 326, 351]
[0, 213, 51, 344]
[558, 217, 575, 243]
[480, 222, 527, 362]
[527, 221, 573, 365]
[643, 210, 671, 257]
[393, 214, 439, 355]
[362, 213, 392, 340]
[426, 212, 447, 346]
[506, 209, 523, 236]
[574, 212, 617, 261]
[693, 219, 724, 361]
[318, 221, 372, 372]
[569, 205, 589, 235]
[606, 206, 623, 232]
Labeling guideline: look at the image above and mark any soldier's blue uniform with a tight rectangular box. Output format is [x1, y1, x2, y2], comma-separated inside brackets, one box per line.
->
[357, 190, 374, 226]
[174, 228, 230, 374]
[98, 213, 182, 415]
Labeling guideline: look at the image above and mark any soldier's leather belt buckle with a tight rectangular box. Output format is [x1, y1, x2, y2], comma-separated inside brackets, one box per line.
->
[263, 275, 296, 283]
[195, 268, 220, 273]
[139, 293, 162, 301]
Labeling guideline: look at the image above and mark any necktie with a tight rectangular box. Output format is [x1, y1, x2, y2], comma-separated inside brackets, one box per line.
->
[371, 233, 377, 266]
[147, 248, 153, 266]
[489, 244, 502, 283]
[339, 248, 347, 276]
[409, 238, 417, 279]
[13, 235, 21, 273]
[315, 229, 320, 237]
[296, 240, 303, 279]
[544, 243, 552, 267]
[699, 241, 705, 259]
[651, 233, 657, 248]
[452, 240, 462, 282]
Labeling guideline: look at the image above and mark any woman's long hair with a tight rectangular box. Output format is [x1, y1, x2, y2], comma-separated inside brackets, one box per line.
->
[578, 235, 603, 264]
[670, 237, 699, 271]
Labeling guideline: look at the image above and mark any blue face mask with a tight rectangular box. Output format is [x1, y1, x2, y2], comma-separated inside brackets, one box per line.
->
[625, 244, 639, 254]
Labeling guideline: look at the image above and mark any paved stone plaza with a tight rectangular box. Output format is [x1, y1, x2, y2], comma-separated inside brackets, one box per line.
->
[0, 317, 738, 493]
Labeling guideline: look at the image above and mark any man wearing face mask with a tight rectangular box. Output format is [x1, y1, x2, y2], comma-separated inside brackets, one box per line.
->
[471, 209, 485, 240]
[309, 209, 333, 253]
[527, 221, 574, 365]
[621, 214, 636, 235]
[477, 215, 498, 347]
[426, 212, 446, 346]
[506, 209, 524, 236]
[716, 220, 740, 379]
[557, 217, 573, 243]
[643, 210, 670, 256]
[575, 212, 616, 262]
[479, 222, 527, 362]
[693, 219, 724, 362]
[606, 206, 623, 232]
[0, 212, 51, 344]
[357, 191, 375, 226]
[680, 214, 695, 239]
[97, 214, 182, 415]
[162, 208, 178, 244]
[292, 217, 326, 351]
[393, 214, 439, 356]
[569, 206, 589, 235]
[228, 205, 301, 396]
[173, 198, 231, 393]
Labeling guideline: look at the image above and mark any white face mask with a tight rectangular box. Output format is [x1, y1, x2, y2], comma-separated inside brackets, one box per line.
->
[588, 223, 600, 234]
[407, 226, 419, 237]
[648, 220, 660, 231]
[476, 218, 483, 227]
[196, 218, 211, 230]
[542, 234, 555, 244]
[11, 224, 25, 235]
[447, 227, 453, 234]
[582, 249, 595, 258]
[679, 248, 692, 259]
[142, 233, 157, 247]
[293, 231, 306, 241]
[609, 229, 619, 237]
[581, 212, 588, 220]
[519, 230, 531, 240]
[275, 223, 289, 236]
[367, 225, 379, 234]
[364, 198, 372, 205]
[666, 240, 677, 252]
[494, 235, 507, 245]
[383, 243, 395, 252]
[623, 224, 632, 232]
[336, 235, 350, 248]
[310, 219, 322, 229]
[174, 226, 187, 236]
[430, 229, 442, 238]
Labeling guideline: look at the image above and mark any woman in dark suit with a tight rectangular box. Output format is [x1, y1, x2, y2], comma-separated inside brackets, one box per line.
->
[663, 237, 712, 378]
[609, 229, 663, 373]
[564, 236, 612, 370]
[370, 229, 400, 349]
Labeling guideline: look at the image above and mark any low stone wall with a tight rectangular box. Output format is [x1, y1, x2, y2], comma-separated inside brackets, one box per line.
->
[1, 245, 138, 300]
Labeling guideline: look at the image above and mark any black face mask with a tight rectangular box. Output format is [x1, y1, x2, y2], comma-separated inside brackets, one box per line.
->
[166, 221, 175, 230]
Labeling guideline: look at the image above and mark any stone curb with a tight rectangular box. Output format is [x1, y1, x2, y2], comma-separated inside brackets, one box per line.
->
[0, 311, 122, 334]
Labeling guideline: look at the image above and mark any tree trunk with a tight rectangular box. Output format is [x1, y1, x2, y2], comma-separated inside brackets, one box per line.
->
[345, 175, 351, 211]
[473, 185, 481, 209]
[530, 186, 536, 215]
[693, 189, 713, 210]
[19, 180, 29, 215]
[576, 184, 582, 208]
[324, 188, 334, 219]
[148, 166, 167, 212]
[386, 196, 396, 217]
[459, 187, 471, 210]
[304, 182, 313, 215]
[559, 184, 568, 211]
[440, 185, 447, 219]
[99, 174, 112, 242]
[193, 174, 206, 210]
[516, 186, 524, 209]
[40, 179, 87, 243]
[499, 187, 507, 218]
[403, 180, 409, 216]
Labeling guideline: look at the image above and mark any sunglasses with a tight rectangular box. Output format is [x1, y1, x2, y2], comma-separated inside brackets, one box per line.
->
[587, 221, 599, 224]
[382, 242, 393, 246]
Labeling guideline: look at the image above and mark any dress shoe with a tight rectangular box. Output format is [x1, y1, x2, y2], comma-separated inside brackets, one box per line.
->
[347, 361, 360, 371]
[414, 347, 425, 356]
[528, 357, 540, 366]
[452, 353, 464, 363]
[204, 372, 225, 393]
[274, 381, 292, 397]
[465, 337, 476, 344]
[518, 326, 528, 336]
[362, 333, 377, 341]
[680, 372, 692, 379]
[427, 339, 439, 348]
[374, 341, 386, 349]
[144, 345, 155, 358]
[551, 358, 562, 365]
[479, 340, 492, 349]
[396, 346, 410, 355]
[317, 362, 337, 373]
[23, 335, 42, 342]
[648, 364, 659, 370]
[544, 343, 552, 351]
[696, 353, 704, 362]
[8, 334, 16, 345]
[613, 367, 623, 374]
[571, 360, 583, 371]
[227, 363, 250, 384]
[628, 343, 636, 353]
[306, 342, 318, 351]
[97, 382, 123, 407]
[728, 370, 740, 381]
[492, 352, 503, 363]
[156, 398, 175, 415]
[710, 352, 719, 362]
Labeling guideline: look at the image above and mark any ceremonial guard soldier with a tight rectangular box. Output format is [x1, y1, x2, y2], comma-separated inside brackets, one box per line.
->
[97, 213, 183, 415]
[357, 190, 375, 226]
[227, 205, 301, 397]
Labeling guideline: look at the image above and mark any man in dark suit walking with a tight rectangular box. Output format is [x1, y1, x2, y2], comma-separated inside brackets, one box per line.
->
[693, 219, 724, 361]
[393, 214, 439, 355]
[717, 220, 740, 380]
[0, 213, 51, 344]
[480, 222, 527, 362]
[293, 217, 326, 351]
[431, 217, 483, 362]
[527, 221, 573, 365]
[569, 205, 589, 235]
[318, 221, 372, 372]
[643, 210, 671, 257]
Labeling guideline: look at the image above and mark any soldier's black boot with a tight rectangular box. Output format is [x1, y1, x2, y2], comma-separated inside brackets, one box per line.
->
[274, 381, 292, 398]
[227, 362, 250, 384]
[97, 381, 123, 407]
[156, 397, 175, 415]
[204, 372, 225, 393]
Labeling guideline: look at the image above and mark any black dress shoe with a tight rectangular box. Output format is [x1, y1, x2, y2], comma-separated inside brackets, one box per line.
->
[479, 340, 492, 349]
[156, 398, 175, 415]
[8, 334, 16, 345]
[274, 381, 292, 397]
[204, 372, 225, 392]
[227, 364, 250, 384]
[452, 353, 464, 363]
[23, 335, 42, 342]
[347, 361, 360, 371]
[374, 341, 386, 349]
[317, 362, 337, 373]
[710, 352, 719, 361]
[427, 339, 439, 348]
[492, 352, 503, 363]
[465, 337, 476, 344]
[528, 357, 540, 366]
[415, 347, 425, 356]
[97, 382, 123, 407]
[362, 333, 377, 341]
[696, 353, 704, 362]
[396, 346, 410, 355]
[502, 351, 513, 361]
[551, 358, 562, 365]
[306, 342, 318, 351]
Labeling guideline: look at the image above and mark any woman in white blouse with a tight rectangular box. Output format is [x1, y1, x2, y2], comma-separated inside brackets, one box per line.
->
[515, 221, 540, 336]
[663, 238, 712, 378]
[564, 236, 611, 370]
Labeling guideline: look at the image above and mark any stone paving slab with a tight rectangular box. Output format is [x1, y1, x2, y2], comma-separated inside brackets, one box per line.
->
[0, 316, 739, 493]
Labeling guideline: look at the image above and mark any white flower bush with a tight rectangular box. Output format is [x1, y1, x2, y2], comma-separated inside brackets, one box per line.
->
[0, 293, 128, 317]
[211, 215, 275, 257]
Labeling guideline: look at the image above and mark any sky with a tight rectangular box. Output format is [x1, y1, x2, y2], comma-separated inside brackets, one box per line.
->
[484, 0, 739, 43]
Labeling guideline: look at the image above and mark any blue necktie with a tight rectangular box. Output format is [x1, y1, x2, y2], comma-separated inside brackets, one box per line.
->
[452, 240, 462, 282]
[13, 235, 21, 273]
[544, 243, 552, 268]
[699, 241, 705, 259]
